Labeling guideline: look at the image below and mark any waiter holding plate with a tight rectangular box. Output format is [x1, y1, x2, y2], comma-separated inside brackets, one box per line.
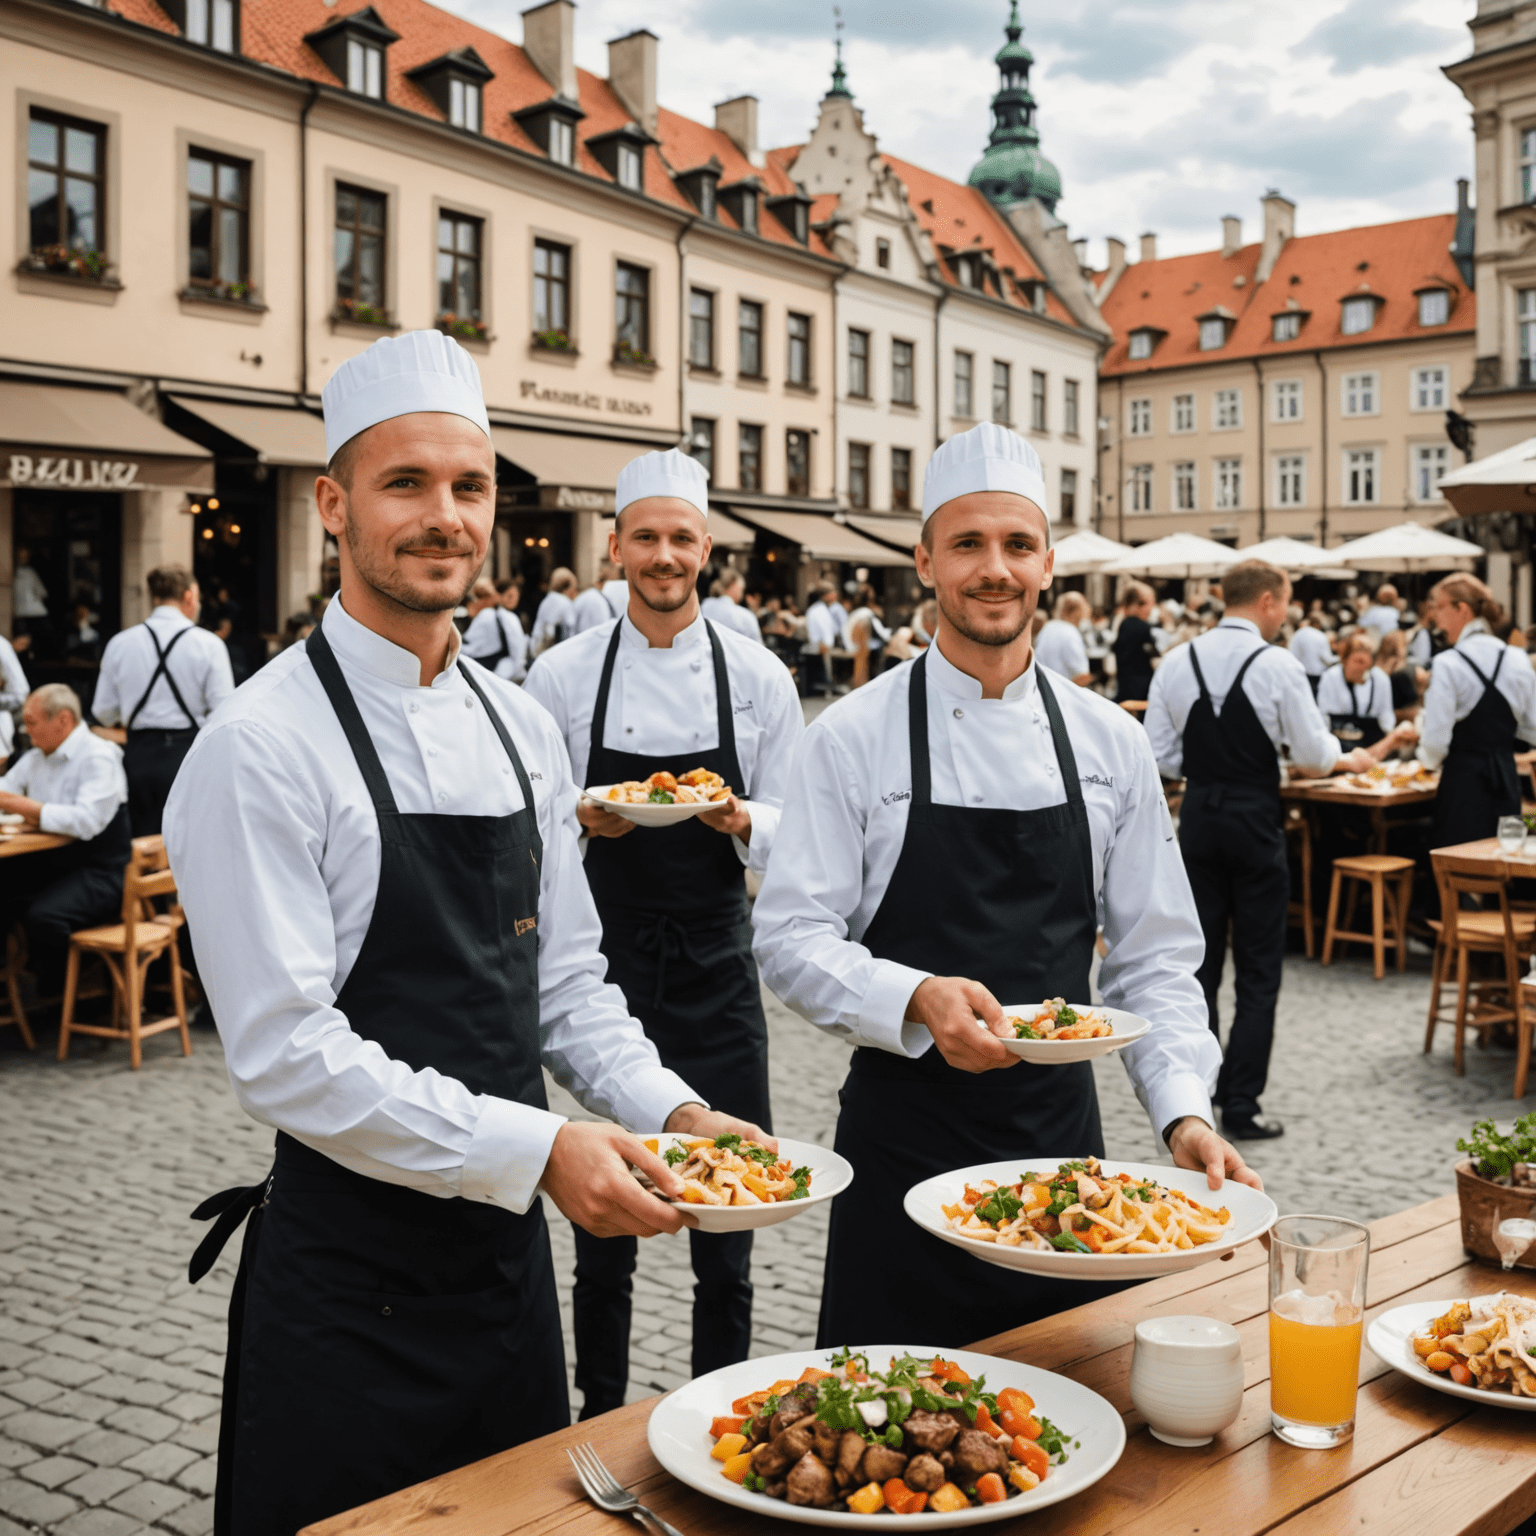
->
[164, 333, 764, 1536]
[752, 422, 1257, 1349]
[525, 448, 801, 1416]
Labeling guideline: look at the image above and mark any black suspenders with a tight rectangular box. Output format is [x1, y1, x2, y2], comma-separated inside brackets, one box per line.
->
[127, 625, 197, 729]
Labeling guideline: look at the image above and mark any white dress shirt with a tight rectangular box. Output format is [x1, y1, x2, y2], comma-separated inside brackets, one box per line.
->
[13, 565, 48, 619]
[0, 635, 28, 757]
[804, 600, 844, 652]
[702, 595, 763, 643]
[751, 642, 1219, 1145]
[1034, 619, 1090, 681]
[1287, 625, 1334, 678]
[1417, 619, 1536, 770]
[462, 605, 528, 683]
[161, 597, 696, 1216]
[92, 606, 236, 729]
[1, 721, 126, 839]
[1360, 604, 1404, 636]
[1409, 627, 1434, 667]
[572, 585, 622, 634]
[522, 610, 802, 878]
[1145, 619, 1341, 780]
[531, 591, 577, 653]
[1316, 664, 1396, 739]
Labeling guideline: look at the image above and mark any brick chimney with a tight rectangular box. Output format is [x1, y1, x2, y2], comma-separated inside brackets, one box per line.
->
[522, 0, 577, 100]
[715, 95, 760, 164]
[1256, 188, 1294, 282]
[609, 30, 658, 136]
[1105, 236, 1127, 283]
[1221, 214, 1242, 258]
[1140, 231, 1157, 262]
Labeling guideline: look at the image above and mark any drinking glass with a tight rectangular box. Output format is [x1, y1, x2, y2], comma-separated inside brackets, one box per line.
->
[1268, 1215, 1369, 1449]
[1498, 816, 1528, 857]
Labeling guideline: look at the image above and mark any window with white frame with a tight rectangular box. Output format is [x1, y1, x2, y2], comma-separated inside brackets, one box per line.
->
[1345, 448, 1379, 504]
[1341, 296, 1376, 335]
[1127, 397, 1152, 436]
[1215, 457, 1242, 509]
[449, 78, 481, 132]
[1128, 329, 1154, 360]
[1415, 445, 1449, 502]
[1418, 288, 1449, 327]
[1271, 379, 1301, 421]
[1275, 454, 1305, 506]
[548, 117, 574, 166]
[1174, 461, 1196, 511]
[1524, 128, 1536, 203]
[1342, 371, 1378, 416]
[1522, 289, 1536, 386]
[1413, 366, 1447, 411]
[1199, 316, 1227, 351]
[1172, 393, 1195, 433]
[617, 142, 642, 191]
[347, 37, 383, 97]
[1130, 464, 1153, 513]
[1214, 388, 1242, 429]
[1272, 311, 1301, 342]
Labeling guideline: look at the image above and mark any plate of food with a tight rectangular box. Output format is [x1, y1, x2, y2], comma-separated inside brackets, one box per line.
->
[997, 1000, 1151, 1064]
[1367, 1294, 1536, 1409]
[581, 767, 733, 827]
[647, 1344, 1125, 1527]
[904, 1156, 1277, 1280]
[636, 1133, 852, 1233]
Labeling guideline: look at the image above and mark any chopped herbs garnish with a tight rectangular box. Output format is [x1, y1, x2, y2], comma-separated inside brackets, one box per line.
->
[788, 1166, 812, 1200]
[976, 1186, 1023, 1226]
[1013, 1019, 1041, 1040]
[663, 1145, 687, 1167]
[713, 1133, 742, 1152]
[1056, 1005, 1078, 1029]
[647, 788, 675, 803]
[1049, 1231, 1091, 1254]
[1036, 1416, 1072, 1462]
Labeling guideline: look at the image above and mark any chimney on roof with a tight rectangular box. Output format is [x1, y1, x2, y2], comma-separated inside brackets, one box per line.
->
[1105, 236, 1127, 285]
[1221, 214, 1241, 258]
[1139, 232, 1157, 263]
[1256, 188, 1294, 282]
[523, 1, 577, 100]
[608, 30, 658, 137]
[1071, 236, 1088, 272]
[715, 96, 760, 165]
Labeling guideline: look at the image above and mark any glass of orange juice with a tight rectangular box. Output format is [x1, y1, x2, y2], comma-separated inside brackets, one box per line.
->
[1268, 1215, 1369, 1449]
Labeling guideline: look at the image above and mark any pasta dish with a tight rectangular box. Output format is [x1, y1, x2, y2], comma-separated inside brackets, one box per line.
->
[1413, 1294, 1536, 1397]
[943, 1156, 1231, 1254]
[1340, 760, 1437, 792]
[706, 1350, 1071, 1513]
[645, 1134, 810, 1207]
[603, 768, 730, 805]
[1009, 1000, 1112, 1041]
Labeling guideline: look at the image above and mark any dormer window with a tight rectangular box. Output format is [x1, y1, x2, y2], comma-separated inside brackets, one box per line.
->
[305, 8, 399, 102]
[514, 98, 586, 168]
[1340, 293, 1380, 335]
[950, 252, 984, 290]
[1018, 278, 1047, 315]
[184, 0, 235, 51]
[1197, 309, 1235, 351]
[450, 80, 480, 131]
[1272, 310, 1303, 342]
[676, 162, 722, 221]
[408, 48, 494, 135]
[587, 125, 653, 193]
[1417, 286, 1451, 327]
[1127, 328, 1160, 360]
[618, 142, 642, 190]
[766, 192, 812, 245]
[349, 40, 383, 97]
[719, 180, 760, 234]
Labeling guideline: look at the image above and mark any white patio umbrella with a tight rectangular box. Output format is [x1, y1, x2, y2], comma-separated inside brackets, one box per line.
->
[1050, 528, 1135, 576]
[1328, 521, 1484, 574]
[1100, 532, 1244, 580]
[1437, 438, 1536, 517]
[1237, 536, 1356, 582]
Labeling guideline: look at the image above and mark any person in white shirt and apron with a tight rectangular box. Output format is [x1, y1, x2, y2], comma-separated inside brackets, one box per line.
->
[753, 423, 1259, 1348]
[91, 565, 235, 834]
[702, 570, 763, 644]
[1316, 634, 1415, 760]
[572, 561, 625, 634]
[462, 576, 528, 682]
[524, 449, 802, 1415]
[1287, 615, 1334, 699]
[1146, 562, 1374, 1143]
[163, 333, 766, 1536]
[1417, 574, 1536, 849]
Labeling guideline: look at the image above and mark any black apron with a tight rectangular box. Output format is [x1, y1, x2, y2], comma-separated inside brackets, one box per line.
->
[123, 624, 200, 836]
[1326, 667, 1385, 750]
[189, 626, 567, 1536]
[478, 609, 519, 673]
[816, 653, 1116, 1351]
[1431, 647, 1522, 850]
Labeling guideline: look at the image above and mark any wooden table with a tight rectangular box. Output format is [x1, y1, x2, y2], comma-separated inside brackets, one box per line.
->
[0, 831, 70, 859]
[1282, 778, 1437, 856]
[306, 1196, 1536, 1536]
[1433, 837, 1536, 882]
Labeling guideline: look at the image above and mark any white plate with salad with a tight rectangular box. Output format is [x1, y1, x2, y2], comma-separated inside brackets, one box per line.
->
[637, 1133, 852, 1233]
[996, 1001, 1151, 1064]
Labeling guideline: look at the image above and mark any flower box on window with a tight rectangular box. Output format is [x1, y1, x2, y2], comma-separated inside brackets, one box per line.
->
[332, 297, 393, 327]
[612, 340, 656, 369]
[437, 313, 489, 342]
[532, 329, 578, 354]
[22, 244, 116, 284]
[183, 279, 262, 307]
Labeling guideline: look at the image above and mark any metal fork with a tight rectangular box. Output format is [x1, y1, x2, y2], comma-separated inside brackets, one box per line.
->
[567, 1442, 688, 1536]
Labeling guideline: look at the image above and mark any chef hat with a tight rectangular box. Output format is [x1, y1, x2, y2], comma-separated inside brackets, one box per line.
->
[615, 448, 709, 519]
[922, 421, 1049, 539]
[322, 330, 491, 462]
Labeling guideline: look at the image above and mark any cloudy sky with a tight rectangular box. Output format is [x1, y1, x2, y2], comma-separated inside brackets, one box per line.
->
[454, 0, 1477, 262]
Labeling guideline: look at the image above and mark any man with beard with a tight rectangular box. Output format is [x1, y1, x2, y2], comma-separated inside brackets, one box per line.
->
[752, 422, 1259, 1347]
[523, 448, 801, 1417]
[163, 334, 765, 1536]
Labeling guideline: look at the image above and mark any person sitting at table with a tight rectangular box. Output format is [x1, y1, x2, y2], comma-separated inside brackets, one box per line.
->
[1377, 630, 1424, 723]
[0, 684, 130, 1004]
[1418, 575, 1536, 850]
[1317, 634, 1417, 761]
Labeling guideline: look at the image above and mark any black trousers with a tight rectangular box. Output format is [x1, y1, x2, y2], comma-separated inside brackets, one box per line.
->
[571, 1224, 753, 1418]
[124, 729, 197, 837]
[0, 854, 123, 996]
[1179, 793, 1289, 1121]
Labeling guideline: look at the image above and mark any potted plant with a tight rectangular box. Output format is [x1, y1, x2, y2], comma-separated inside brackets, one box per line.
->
[22, 243, 114, 282]
[612, 339, 656, 368]
[334, 297, 391, 326]
[532, 328, 577, 354]
[1455, 1112, 1536, 1269]
[436, 312, 489, 342]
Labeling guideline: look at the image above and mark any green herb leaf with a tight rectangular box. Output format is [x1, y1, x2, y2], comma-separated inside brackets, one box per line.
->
[648, 787, 675, 803]
[976, 1186, 1023, 1226]
[1013, 1019, 1041, 1040]
[713, 1132, 743, 1152]
[1049, 1231, 1091, 1254]
[1057, 1004, 1078, 1029]
[663, 1146, 687, 1167]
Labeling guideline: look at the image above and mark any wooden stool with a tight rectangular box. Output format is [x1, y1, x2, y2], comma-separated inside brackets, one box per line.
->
[2, 925, 36, 1051]
[1322, 854, 1415, 979]
[1285, 807, 1315, 959]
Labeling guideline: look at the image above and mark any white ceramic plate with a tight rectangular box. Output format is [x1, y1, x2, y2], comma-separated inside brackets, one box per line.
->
[640, 1134, 852, 1233]
[1366, 1300, 1536, 1412]
[646, 1344, 1125, 1528]
[997, 1003, 1152, 1064]
[581, 784, 718, 827]
[905, 1157, 1278, 1280]
[0, 812, 22, 828]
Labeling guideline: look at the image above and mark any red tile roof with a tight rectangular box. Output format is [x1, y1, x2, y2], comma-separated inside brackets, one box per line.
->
[1100, 212, 1472, 377]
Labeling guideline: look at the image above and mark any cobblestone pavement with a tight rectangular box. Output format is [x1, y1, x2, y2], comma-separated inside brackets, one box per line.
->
[0, 940, 1527, 1535]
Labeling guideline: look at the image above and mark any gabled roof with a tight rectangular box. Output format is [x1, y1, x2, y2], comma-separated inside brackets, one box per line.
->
[1101, 212, 1473, 376]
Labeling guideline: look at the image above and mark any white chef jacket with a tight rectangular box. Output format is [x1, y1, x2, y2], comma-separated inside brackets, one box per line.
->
[92, 606, 235, 729]
[161, 597, 697, 1215]
[1417, 619, 1536, 770]
[13, 565, 48, 619]
[1316, 664, 1396, 740]
[0, 634, 28, 757]
[804, 600, 845, 652]
[0, 721, 126, 839]
[1360, 604, 1404, 636]
[751, 642, 1219, 1145]
[522, 610, 802, 878]
[1287, 625, 1334, 679]
[462, 605, 528, 683]
[531, 591, 577, 653]
[701, 595, 762, 643]
[572, 585, 622, 634]
[1034, 618, 1090, 681]
[1145, 619, 1341, 780]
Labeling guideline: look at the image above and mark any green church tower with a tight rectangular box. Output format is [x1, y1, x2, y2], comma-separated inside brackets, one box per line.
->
[967, 2, 1062, 214]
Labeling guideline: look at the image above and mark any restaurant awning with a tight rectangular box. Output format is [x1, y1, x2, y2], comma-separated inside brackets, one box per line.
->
[0, 380, 212, 493]
[728, 508, 913, 566]
[489, 427, 648, 511]
[845, 513, 923, 555]
[168, 397, 328, 466]
[1437, 438, 1536, 516]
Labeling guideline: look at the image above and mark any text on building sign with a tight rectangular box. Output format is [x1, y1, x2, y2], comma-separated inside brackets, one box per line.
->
[8, 455, 141, 488]
[519, 381, 653, 417]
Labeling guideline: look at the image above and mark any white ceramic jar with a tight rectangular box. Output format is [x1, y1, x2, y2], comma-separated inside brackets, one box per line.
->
[1128, 1314, 1245, 1446]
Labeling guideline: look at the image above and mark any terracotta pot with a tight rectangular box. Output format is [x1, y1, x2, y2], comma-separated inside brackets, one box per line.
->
[1455, 1159, 1536, 1269]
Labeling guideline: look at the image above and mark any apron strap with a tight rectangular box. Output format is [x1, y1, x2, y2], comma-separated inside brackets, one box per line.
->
[1034, 667, 1085, 810]
[457, 663, 544, 863]
[703, 618, 747, 795]
[588, 621, 625, 770]
[305, 624, 401, 819]
[127, 624, 198, 729]
[1188, 644, 1212, 704]
[188, 1175, 270, 1284]
[1453, 647, 1494, 689]
[907, 650, 932, 808]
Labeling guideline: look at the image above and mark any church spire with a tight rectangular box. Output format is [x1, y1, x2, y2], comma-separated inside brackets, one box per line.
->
[826, 7, 851, 99]
[967, 2, 1062, 214]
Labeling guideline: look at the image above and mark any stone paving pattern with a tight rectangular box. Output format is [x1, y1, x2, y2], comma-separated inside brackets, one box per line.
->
[1, 942, 1527, 1535]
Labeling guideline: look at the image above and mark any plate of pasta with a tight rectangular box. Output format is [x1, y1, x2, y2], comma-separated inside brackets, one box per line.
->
[636, 1133, 853, 1232]
[582, 768, 733, 827]
[998, 1000, 1152, 1064]
[1367, 1294, 1536, 1409]
[904, 1156, 1277, 1279]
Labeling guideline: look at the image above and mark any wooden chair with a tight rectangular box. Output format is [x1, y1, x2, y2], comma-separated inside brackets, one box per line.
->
[2, 925, 36, 1051]
[57, 835, 191, 1070]
[1425, 862, 1536, 1091]
[1322, 853, 1416, 979]
[1285, 807, 1315, 959]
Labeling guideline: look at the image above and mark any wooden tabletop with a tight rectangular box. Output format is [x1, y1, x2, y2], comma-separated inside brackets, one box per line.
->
[1432, 837, 1536, 881]
[0, 831, 71, 859]
[1282, 778, 1438, 810]
[305, 1195, 1536, 1536]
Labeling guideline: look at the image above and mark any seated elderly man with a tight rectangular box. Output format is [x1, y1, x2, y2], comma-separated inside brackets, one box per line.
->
[0, 684, 130, 999]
